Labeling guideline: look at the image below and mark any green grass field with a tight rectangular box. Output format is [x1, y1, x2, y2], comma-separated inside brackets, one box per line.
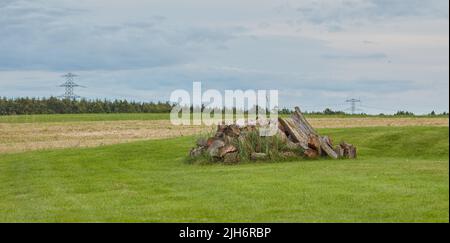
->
[0, 126, 448, 222]
[1, 112, 447, 123]
[0, 113, 170, 123]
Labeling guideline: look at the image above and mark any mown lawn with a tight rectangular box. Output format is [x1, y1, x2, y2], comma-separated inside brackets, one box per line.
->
[0, 126, 448, 222]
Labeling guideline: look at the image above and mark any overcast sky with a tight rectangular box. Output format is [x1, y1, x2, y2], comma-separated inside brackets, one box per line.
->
[0, 0, 448, 114]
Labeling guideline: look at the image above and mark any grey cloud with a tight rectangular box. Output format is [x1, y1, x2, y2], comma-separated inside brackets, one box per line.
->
[294, 0, 448, 30]
[94, 65, 416, 94]
[0, 1, 242, 71]
[322, 53, 387, 60]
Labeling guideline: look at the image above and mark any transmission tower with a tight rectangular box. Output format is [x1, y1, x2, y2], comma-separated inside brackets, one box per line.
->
[346, 98, 361, 114]
[59, 73, 85, 99]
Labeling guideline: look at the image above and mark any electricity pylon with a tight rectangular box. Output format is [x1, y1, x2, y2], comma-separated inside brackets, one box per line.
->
[59, 73, 85, 99]
[346, 98, 361, 115]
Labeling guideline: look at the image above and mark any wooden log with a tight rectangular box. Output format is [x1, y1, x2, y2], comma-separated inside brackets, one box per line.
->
[291, 117, 313, 139]
[304, 148, 319, 159]
[340, 142, 357, 159]
[251, 152, 268, 161]
[307, 135, 322, 155]
[219, 144, 237, 157]
[348, 146, 357, 159]
[282, 107, 347, 159]
[292, 107, 317, 136]
[334, 145, 345, 158]
[319, 136, 339, 159]
[278, 118, 309, 145]
[322, 136, 333, 147]
[286, 140, 309, 150]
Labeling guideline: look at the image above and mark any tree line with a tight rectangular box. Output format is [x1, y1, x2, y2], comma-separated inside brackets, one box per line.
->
[0, 97, 173, 115]
[0, 97, 447, 116]
[279, 107, 448, 116]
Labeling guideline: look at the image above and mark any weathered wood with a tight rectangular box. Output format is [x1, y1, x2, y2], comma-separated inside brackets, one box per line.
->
[334, 145, 345, 158]
[308, 135, 322, 155]
[291, 116, 311, 137]
[219, 144, 237, 157]
[319, 136, 339, 159]
[251, 152, 268, 161]
[292, 107, 339, 159]
[190, 107, 356, 162]
[304, 148, 319, 159]
[348, 146, 357, 159]
[340, 142, 357, 159]
[292, 107, 317, 136]
[322, 136, 333, 148]
[278, 118, 309, 145]
[207, 139, 225, 157]
[286, 140, 309, 150]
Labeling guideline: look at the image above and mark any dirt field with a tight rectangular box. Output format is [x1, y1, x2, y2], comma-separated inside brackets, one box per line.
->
[1, 117, 448, 154]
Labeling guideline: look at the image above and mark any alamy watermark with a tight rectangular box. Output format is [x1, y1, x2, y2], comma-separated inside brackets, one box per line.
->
[169, 82, 279, 136]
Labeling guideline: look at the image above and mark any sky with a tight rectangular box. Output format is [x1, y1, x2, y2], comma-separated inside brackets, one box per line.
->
[0, 0, 448, 114]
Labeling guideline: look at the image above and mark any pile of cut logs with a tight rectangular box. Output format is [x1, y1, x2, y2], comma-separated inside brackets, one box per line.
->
[189, 106, 356, 162]
[278, 107, 357, 159]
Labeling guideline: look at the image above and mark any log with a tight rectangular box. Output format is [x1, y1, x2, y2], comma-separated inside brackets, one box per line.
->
[334, 145, 345, 158]
[322, 136, 333, 148]
[207, 139, 225, 157]
[286, 140, 308, 150]
[219, 144, 237, 157]
[304, 148, 319, 159]
[319, 136, 339, 159]
[292, 107, 317, 136]
[278, 118, 309, 146]
[307, 135, 322, 155]
[340, 142, 357, 159]
[251, 152, 268, 161]
[292, 107, 339, 159]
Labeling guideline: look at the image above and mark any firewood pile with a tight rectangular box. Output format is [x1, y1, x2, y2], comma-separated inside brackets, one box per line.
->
[189, 107, 356, 163]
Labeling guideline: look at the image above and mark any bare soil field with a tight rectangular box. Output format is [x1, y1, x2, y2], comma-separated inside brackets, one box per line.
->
[0, 117, 448, 154]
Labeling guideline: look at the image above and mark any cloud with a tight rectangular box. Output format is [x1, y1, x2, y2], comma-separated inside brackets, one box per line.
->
[0, 0, 447, 114]
[295, 0, 449, 21]
[293, 0, 448, 31]
[0, 0, 242, 71]
[322, 53, 387, 60]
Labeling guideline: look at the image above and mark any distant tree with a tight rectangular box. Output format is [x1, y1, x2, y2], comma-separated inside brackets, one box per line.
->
[0, 97, 173, 115]
[394, 111, 415, 116]
[279, 108, 293, 115]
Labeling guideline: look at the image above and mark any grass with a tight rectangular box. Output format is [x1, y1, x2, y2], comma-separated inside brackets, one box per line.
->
[1, 112, 447, 123]
[0, 126, 448, 222]
[0, 113, 170, 123]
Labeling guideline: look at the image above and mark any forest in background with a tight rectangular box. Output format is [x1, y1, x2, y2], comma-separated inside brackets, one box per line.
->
[0, 97, 173, 115]
[0, 97, 448, 116]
